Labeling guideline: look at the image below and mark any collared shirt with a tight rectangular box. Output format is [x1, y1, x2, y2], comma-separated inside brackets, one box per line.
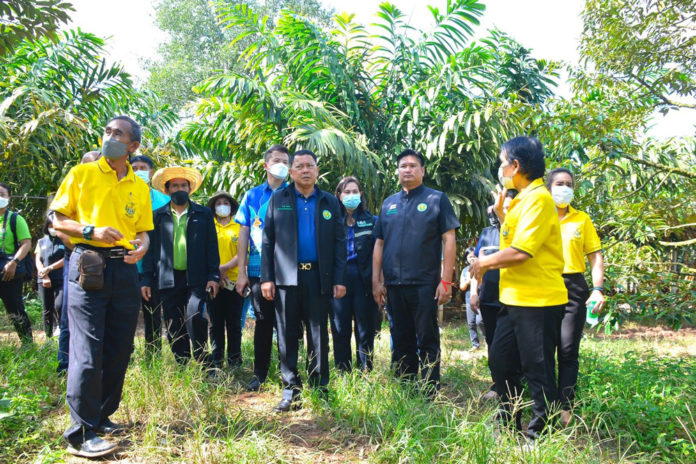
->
[50, 156, 153, 249]
[374, 184, 460, 286]
[151, 188, 170, 210]
[234, 181, 287, 277]
[346, 226, 357, 261]
[296, 187, 318, 262]
[559, 206, 602, 274]
[215, 217, 240, 282]
[172, 205, 188, 270]
[499, 178, 567, 307]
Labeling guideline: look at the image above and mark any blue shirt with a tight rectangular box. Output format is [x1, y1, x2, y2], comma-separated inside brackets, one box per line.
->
[296, 187, 317, 262]
[137, 187, 171, 273]
[234, 181, 287, 277]
[346, 226, 357, 261]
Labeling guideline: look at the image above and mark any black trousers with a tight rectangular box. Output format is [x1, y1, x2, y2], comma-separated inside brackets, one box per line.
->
[276, 268, 330, 400]
[386, 284, 441, 392]
[160, 270, 209, 366]
[558, 273, 590, 409]
[490, 304, 562, 437]
[208, 286, 243, 367]
[249, 276, 276, 381]
[330, 261, 376, 371]
[480, 303, 500, 389]
[139, 273, 162, 355]
[38, 282, 63, 336]
[63, 248, 140, 444]
[0, 277, 32, 343]
[57, 256, 70, 372]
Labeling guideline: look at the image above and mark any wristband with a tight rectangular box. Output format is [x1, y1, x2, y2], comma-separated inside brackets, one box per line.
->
[441, 280, 454, 292]
[591, 286, 604, 294]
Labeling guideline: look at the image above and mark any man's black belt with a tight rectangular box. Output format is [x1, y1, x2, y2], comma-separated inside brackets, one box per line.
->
[298, 262, 317, 271]
[76, 244, 127, 259]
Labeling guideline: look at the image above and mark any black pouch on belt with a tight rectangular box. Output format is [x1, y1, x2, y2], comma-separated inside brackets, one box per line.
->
[78, 249, 106, 290]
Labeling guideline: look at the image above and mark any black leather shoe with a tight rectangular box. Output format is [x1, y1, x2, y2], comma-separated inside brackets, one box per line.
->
[96, 419, 125, 435]
[273, 398, 300, 413]
[66, 436, 118, 458]
[246, 377, 262, 392]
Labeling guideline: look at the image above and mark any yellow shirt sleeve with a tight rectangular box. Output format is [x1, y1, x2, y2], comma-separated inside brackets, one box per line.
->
[50, 167, 78, 219]
[583, 215, 602, 255]
[510, 194, 553, 257]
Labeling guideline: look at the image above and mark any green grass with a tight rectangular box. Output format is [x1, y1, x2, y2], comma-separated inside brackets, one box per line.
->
[1, 303, 695, 463]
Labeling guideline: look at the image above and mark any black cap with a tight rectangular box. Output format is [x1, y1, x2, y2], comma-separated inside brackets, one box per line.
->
[130, 155, 154, 169]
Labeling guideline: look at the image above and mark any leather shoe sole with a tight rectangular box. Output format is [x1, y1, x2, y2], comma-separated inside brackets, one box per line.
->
[273, 399, 300, 413]
[66, 437, 118, 458]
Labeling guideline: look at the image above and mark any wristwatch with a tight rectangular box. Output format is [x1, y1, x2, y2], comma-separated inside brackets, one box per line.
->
[82, 225, 95, 240]
[591, 286, 604, 294]
[11, 257, 19, 264]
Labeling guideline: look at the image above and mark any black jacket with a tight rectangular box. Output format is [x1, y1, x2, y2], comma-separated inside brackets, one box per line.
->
[342, 208, 377, 293]
[142, 201, 220, 290]
[261, 183, 346, 294]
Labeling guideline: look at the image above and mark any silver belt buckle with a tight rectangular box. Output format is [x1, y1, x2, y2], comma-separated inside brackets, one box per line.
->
[109, 248, 126, 259]
[299, 262, 312, 271]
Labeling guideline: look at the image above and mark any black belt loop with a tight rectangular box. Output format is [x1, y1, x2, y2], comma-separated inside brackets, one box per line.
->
[298, 262, 317, 271]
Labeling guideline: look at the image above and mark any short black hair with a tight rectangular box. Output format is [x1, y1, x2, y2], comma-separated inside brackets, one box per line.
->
[264, 144, 290, 161]
[501, 136, 545, 181]
[0, 182, 10, 196]
[465, 246, 475, 255]
[546, 167, 575, 189]
[107, 115, 142, 143]
[130, 155, 154, 169]
[290, 149, 317, 165]
[397, 149, 425, 167]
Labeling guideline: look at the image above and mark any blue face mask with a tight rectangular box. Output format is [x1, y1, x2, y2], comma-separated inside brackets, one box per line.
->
[342, 193, 361, 210]
[134, 169, 150, 184]
[101, 137, 128, 159]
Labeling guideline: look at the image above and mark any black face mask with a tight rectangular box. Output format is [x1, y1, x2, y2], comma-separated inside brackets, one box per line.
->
[171, 190, 189, 206]
[488, 213, 500, 228]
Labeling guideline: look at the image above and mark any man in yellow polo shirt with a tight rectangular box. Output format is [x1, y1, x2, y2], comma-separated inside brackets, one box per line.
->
[471, 136, 567, 441]
[51, 116, 152, 458]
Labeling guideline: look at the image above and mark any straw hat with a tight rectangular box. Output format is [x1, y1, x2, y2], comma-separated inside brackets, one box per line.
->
[151, 166, 203, 194]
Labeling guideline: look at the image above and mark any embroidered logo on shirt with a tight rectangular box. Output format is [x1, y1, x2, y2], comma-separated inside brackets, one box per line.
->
[356, 220, 373, 227]
[386, 204, 398, 215]
[125, 192, 136, 218]
[322, 210, 332, 220]
[417, 203, 428, 212]
[278, 204, 293, 211]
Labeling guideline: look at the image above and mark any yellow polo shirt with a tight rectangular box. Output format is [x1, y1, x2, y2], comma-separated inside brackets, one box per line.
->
[50, 156, 153, 249]
[560, 206, 602, 274]
[215, 218, 240, 282]
[499, 178, 568, 307]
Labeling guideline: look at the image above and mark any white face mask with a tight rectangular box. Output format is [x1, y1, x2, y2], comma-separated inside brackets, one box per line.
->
[48, 227, 57, 237]
[134, 169, 150, 184]
[0, 197, 8, 209]
[269, 163, 289, 180]
[215, 204, 231, 217]
[498, 166, 515, 190]
[551, 185, 574, 208]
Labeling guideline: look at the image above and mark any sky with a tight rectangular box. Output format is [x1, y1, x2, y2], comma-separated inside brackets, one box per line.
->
[64, 0, 694, 138]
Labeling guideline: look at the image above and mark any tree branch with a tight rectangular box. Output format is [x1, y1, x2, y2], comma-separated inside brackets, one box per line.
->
[630, 73, 696, 109]
[623, 154, 696, 180]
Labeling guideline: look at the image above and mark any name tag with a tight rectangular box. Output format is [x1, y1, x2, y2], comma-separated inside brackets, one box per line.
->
[278, 205, 293, 211]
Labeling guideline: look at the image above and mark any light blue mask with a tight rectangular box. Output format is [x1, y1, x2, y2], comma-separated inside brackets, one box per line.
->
[342, 193, 361, 210]
[101, 137, 128, 159]
[134, 169, 150, 184]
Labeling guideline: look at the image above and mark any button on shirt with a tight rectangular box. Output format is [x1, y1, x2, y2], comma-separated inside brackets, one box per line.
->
[374, 184, 460, 286]
[296, 188, 318, 262]
[172, 206, 188, 270]
[234, 181, 287, 277]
